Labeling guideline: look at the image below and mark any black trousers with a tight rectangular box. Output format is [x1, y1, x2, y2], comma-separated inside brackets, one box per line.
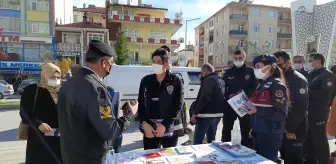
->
[143, 135, 178, 150]
[280, 134, 305, 164]
[221, 107, 252, 148]
[304, 120, 330, 164]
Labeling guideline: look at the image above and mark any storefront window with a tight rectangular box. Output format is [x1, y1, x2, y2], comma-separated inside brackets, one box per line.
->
[40, 44, 52, 62]
[24, 43, 40, 62]
[0, 43, 23, 61]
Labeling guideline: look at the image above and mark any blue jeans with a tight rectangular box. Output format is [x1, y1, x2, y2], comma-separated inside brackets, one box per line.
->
[193, 117, 221, 145]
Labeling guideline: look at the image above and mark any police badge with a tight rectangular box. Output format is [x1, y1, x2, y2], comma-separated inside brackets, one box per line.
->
[167, 85, 174, 94]
[245, 74, 250, 80]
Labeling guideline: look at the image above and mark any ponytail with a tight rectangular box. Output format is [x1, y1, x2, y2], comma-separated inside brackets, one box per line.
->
[271, 65, 290, 104]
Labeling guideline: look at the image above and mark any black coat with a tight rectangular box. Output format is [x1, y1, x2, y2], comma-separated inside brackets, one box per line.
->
[20, 84, 62, 164]
[58, 67, 134, 164]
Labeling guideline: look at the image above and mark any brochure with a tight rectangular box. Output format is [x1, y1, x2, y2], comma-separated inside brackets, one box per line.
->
[145, 158, 169, 164]
[212, 142, 256, 157]
[160, 148, 177, 156]
[227, 91, 254, 117]
[166, 156, 195, 164]
[175, 146, 195, 155]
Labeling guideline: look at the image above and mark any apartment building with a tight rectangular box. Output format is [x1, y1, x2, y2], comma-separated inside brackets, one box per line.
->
[0, 0, 56, 82]
[72, 4, 106, 27]
[106, 0, 182, 64]
[194, 1, 291, 71]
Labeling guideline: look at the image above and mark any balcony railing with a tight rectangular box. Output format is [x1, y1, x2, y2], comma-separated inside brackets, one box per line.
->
[56, 43, 81, 52]
[111, 15, 182, 25]
[126, 37, 179, 45]
[278, 18, 291, 24]
[230, 14, 248, 20]
[200, 42, 204, 48]
[229, 30, 248, 36]
[277, 33, 292, 39]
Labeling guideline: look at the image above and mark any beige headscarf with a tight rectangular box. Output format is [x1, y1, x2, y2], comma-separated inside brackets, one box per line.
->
[37, 63, 61, 104]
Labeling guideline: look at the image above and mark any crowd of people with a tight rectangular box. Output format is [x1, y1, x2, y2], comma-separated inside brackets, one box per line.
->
[17, 39, 336, 164]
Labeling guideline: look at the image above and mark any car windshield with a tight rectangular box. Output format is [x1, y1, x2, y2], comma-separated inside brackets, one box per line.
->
[0, 80, 9, 85]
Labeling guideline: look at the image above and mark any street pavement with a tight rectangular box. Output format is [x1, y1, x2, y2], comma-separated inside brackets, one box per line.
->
[0, 108, 336, 164]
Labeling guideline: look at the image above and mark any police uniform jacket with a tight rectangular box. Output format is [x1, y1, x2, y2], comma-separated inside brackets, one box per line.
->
[58, 67, 134, 164]
[194, 72, 226, 118]
[223, 64, 258, 102]
[298, 68, 309, 79]
[137, 71, 184, 133]
[284, 67, 309, 138]
[308, 67, 336, 121]
[250, 77, 288, 133]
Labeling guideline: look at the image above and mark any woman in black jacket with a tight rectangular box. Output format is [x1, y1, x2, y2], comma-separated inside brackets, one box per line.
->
[20, 63, 62, 164]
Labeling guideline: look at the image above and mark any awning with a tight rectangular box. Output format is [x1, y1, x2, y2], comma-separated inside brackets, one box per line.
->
[0, 68, 20, 73]
[22, 68, 41, 74]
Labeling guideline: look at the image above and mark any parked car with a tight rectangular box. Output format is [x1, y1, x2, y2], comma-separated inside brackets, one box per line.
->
[17, 79, 38, 95]
[0, 80, 14, 99]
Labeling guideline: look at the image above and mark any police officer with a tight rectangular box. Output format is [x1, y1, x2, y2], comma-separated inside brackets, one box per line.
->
[58, 40, 137, 164]
[292, 55, 309, 78]
[274, 51, 309, 164]
[248, 54, 289, 162]
[222, 49, 258, 148]
[304, 53, 336, 164]
[137, 47, 184, 150]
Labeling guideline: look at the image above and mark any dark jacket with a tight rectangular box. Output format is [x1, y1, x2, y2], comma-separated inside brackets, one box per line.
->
[284, 67, 309, 138]
[223, 64, 258, 99]
[250, 77, 288, 133]
[58, 67, 134, 164]
[194, 72, 226, 118]
[308, 67, 336, 121]
[298, 68, 309, 79]
[137, 71, 184, 131]
[20, 84, 62, 164]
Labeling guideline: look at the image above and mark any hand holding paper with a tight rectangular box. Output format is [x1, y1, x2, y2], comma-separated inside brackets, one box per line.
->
[227, 91, 255, 117]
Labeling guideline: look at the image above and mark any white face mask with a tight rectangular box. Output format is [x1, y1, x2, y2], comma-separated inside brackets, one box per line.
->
[233, 61, 244, 68]
[152, 63, 163, 74]
[305, 63, 314, 71]
[292, 63, 303, 70]
[254, 66, 269, 79]
[47, 79, 61, 87]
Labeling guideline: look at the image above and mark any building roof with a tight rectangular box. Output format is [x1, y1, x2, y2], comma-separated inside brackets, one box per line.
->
[57, 12, 105, 29]
[73, 5, 105, 14]
[194, 1, 290, 29]
[110, 3, 168, 11]
[57, 21, 105, 29]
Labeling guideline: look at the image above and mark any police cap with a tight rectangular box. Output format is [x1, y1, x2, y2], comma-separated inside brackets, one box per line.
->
[253, 54, 277, 67]
[86, 40, 115, 60]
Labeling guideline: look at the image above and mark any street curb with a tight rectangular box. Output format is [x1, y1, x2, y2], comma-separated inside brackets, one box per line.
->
[0, 106, 19, 110]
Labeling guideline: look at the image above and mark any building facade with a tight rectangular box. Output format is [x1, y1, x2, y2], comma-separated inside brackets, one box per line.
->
[106, 1, 182, 64]
[171, 45, 195, 67]
[55, 13, 109, 66]
[291, 0, 336, 67]
[194, 1, 291, 71]
[73, 4, 106, 27]
[0, 0, 56, 83]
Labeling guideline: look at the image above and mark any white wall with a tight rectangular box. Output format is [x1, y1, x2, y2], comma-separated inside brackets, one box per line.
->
[176, 50, 194, 66]
[73, 11, 84, 23]
[55, 0, 74, 24]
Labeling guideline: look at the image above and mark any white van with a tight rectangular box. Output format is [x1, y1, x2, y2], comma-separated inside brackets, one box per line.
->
[104, 65, 201, 107]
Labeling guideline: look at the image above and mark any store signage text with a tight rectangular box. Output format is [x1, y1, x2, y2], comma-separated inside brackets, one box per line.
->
[0, 62, 41, 68]
[0, 35, 20, 42]
[57, 51, 80, 57]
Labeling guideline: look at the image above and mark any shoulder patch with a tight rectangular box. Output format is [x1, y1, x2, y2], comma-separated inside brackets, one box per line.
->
[299, 88, 306, 94]
[99, 105, 112, 119]
[275, 90, 284, 98]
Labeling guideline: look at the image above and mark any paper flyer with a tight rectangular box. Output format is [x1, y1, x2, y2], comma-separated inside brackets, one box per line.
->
[227, 91, 254, 117]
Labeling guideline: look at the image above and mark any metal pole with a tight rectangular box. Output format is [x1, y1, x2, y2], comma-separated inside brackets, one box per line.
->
[184, 20, 188, 67]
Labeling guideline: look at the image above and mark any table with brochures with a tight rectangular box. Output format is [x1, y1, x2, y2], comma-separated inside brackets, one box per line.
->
[105, 142, 276, 164]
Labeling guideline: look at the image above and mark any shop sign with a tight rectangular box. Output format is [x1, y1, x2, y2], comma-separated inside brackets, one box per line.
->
[0, 35, 20, 42]
[57, 51, 81, 57]
[0, 61, 41, 69]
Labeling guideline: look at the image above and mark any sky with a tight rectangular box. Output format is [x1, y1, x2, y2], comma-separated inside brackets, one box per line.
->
[73, 0, 334, 50]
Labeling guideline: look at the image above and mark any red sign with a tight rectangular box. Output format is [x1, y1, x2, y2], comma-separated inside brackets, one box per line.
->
[0, 35, 20, 42]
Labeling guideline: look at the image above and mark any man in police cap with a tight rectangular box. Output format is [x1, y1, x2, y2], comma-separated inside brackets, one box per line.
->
[274, 51, 309, 164]
[58, 40, 137, 164]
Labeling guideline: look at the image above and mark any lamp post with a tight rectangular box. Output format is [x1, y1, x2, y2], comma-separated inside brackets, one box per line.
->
[184, 18, 201, 67]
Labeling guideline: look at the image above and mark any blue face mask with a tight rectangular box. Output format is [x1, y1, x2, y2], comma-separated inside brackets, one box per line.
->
[305, 63, 314, 71]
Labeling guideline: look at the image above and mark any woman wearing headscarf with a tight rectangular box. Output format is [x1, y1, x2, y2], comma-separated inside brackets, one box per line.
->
[20, 63, 62, 164]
